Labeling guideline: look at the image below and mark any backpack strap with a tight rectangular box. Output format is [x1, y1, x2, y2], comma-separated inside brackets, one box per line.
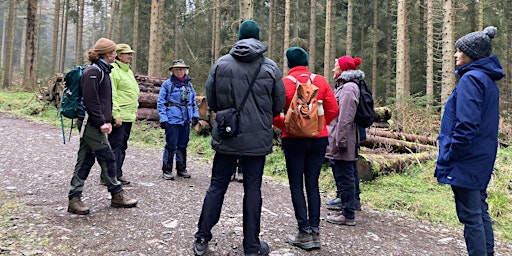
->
[91, 63, 105, 84]
[286, 74, 317, 84]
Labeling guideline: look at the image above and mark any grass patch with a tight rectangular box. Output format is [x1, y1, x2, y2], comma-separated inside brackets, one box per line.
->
[1, 91, 512, 240]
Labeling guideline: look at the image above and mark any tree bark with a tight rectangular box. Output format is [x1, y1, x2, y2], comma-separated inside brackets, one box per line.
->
[51, 0, 60, 75]
[107, 0, 116, 39]
[366, 128, 437, 146]
[282, 0, 290, 74]
[395, 0, 406, 99]
[2, 0, 16, 89]
[131, 0, 139, 73]
[441, 0, 455, 113]
[148, 0, 163, 77]
[346, 0, 353, 56]
[115, 0, 123, 43]
[308, 0, 316, 72]
[75, 0, 84, 65]
[371, 0, 378, 99]
[361, 135, 436, 154]
[23, 0, 38, 91]
[59, 0, 69, 72]
[323, 0, 332, 80]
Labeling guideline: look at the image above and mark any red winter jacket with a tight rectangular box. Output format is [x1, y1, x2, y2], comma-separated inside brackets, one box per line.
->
[273, 66, 338, 138]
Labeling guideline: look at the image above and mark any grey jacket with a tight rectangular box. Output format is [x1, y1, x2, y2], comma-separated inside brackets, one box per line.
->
[205, 38, 285, 156]
[326, 70, 365, 161]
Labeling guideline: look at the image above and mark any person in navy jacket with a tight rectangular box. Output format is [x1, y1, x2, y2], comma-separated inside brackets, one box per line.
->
[435, 26, 504, 256]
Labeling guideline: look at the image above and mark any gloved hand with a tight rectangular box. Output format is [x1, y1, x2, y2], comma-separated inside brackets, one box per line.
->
[160, 122, 167, 129]
[113, 118, 122, 127]
[192, 117, 199, 126]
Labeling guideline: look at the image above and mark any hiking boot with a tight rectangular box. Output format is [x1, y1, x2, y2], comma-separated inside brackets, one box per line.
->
[177, 169, 191, 178]
[312, 231, 321, 249]
[193, 237, 208, 256]
[326, 212, 356, 226]
[236, 172, 243, 182]
[162, 171, 174, 180]
[287, 230, 315, 250]
[326, 197, 343, 211]
[111, 190, 138, 208]
[117, 176, 130, 185]
[245, 241, 270, 256]
[354, 200, 362, 211]
[68, 195, 90, 215]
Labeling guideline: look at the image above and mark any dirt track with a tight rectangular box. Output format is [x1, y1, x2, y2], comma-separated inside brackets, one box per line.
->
[1, 111, 511, 256]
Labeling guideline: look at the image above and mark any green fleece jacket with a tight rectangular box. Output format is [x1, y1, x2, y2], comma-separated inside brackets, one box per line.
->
[110, 60, 140, 122]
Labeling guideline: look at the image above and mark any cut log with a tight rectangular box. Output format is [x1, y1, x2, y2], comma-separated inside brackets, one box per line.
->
[361, 135, 436, 153]
[138, 92, 159, 109]
[367, 128, 437, 146]
[134, 74, 166, 86]
[374, 107, 392, 122]
[196, 96, 210, 120]
[136, 108, 159, 121]
[357, 150, 436, 181]
[139, 84, 161, 94]
[193, 119, 211, 136]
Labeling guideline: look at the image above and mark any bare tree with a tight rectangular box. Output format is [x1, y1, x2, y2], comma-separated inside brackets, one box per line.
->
[441, 0, 455, 110]
[371, 0, 378, 99]
[148, 0, 163, 77]
[268, 0, 276, 60]
[131, 0, 139, 73]
[395, 0, 407, 98]
[308, 0, 316, 72]
[59, 0, 69, 72]
[23, 0, 38, 91]
[212, 0, 221, 62]
[50, 0, 60, 75]
[75, 0, 84, 65]
[282, 0, 290, 74]
[239, 0, 253, 21]
[107, 0, 116, 39]
[323, 0, 332, 79]
[426, 0, 434, 108]
[2, 0, 16, 89]
[346, 0, 353, 56]
[115, 0, 123, 43]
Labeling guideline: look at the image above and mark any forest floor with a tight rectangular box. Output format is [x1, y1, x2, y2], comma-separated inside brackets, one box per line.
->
[1, 111, 512, 256]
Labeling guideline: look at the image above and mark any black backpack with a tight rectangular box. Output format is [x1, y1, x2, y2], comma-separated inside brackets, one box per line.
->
[353, 79, 375, 128]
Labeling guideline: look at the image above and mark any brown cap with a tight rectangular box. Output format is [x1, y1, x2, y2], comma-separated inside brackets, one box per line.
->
[93, 38, 117, 54]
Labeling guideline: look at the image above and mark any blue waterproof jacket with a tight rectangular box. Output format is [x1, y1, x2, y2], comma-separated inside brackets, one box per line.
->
[435, 56, 504, 190]
[157, 75, 199, 125]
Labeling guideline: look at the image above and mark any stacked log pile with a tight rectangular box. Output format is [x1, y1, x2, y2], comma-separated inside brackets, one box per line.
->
[357, 109, 437, 180]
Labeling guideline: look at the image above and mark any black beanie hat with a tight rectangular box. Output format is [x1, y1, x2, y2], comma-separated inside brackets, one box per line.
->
[286, 47, 309, 68]
[238, 20, 260, 40]
[455, 26, 496, 61]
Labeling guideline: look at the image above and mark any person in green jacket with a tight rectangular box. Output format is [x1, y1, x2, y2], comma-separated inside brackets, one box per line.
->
[107, 43, 140, 185]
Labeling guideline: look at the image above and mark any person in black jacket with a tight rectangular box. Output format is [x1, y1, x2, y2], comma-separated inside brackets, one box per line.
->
[193, 20, 285, 256]
[67, 38, 138, 215]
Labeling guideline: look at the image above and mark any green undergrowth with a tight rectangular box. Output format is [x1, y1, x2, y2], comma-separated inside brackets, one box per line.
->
[1, 91, 511, 240]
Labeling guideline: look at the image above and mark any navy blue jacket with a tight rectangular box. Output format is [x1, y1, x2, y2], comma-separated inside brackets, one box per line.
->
[205, 38, 285, 156]
[435, 56, 504, 190]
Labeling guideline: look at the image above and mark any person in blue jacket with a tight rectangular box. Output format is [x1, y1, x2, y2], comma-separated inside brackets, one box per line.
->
[435, 26, 504, 256]
[157, 59, 199, 180]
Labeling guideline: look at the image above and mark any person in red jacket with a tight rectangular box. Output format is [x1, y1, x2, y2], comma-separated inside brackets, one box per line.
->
[273, 47, 338, 250]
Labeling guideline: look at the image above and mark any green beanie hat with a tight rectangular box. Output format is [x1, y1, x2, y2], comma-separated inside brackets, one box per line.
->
[286, 47, 309, 68]
[238, 20, 260, 40]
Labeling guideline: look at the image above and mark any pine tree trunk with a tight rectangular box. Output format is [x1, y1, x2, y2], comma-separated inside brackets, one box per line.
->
[282, 0, 290, 74]
[131, 0, 139, 73]
[268, 0, 276, 60]
[51, 0, 60, 75]
[440, 0, 455, 113]
[323, 0, 332, 80]
[75, 0, 84, 65]
[107, 0, 116, 39]
[346, 0, 353, 56]
[59, 0, 69, 72]
[115, 0, 123, 43]
[426, 0, 434, 108]
[2, 0, 16, 89]
[239, 0, 253, 20]
[308, 0, 316, 73]
[22, 0, 38, 91]
[148, 0, 163, 77]
[214, 0, 221, 61]
[395, 0, 406, 99]
[371, 0, 378, 99]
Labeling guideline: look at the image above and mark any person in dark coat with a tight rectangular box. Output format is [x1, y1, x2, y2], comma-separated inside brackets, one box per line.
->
[435, 26, 504, 256]
[193, 20, 285, 256]
[67, 38, 138, 215]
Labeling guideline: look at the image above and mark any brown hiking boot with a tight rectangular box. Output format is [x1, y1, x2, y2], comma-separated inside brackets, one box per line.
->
[68, 195, 90, 215]
[326, 212, 356, 226]
[111, 190, 138, 208]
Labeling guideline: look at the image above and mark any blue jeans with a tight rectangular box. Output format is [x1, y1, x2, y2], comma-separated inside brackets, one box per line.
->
[331, 160, 356, 219]
[162, 123, 190, 167]
[195, 153, 266, 254]
[451, 185, 494, 256]
[108, 122, 133, 177]
[282, 137, 328, 233]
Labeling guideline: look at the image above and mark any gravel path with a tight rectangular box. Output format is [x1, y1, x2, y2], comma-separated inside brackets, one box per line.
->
[1, 111, 511, 256]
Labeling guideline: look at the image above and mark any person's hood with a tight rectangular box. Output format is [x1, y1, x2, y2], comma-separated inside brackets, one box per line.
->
[455, 55, 504, 81]
[229, 38, 267, 63]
